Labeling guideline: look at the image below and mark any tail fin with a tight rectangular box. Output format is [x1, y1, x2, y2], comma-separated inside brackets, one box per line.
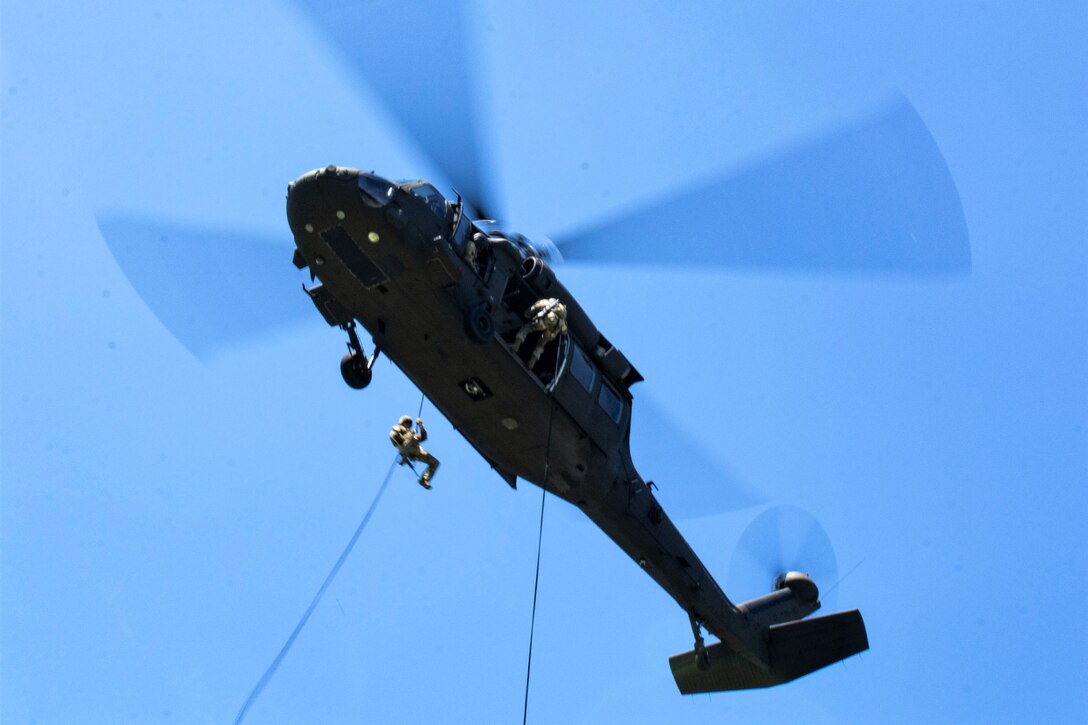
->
[669, 610, 869, 693]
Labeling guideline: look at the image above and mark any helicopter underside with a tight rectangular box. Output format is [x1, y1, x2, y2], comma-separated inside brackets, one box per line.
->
[285, 165, 870, 687]
[286, 166, 771, 655]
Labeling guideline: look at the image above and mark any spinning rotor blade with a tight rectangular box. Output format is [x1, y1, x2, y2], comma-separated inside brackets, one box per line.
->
[297, 0, 498, 219]
[728, 505, 839, 610]
[97, 214, 311, 360]
[632, 395, 764, 519]
[555, 96, 970, 274]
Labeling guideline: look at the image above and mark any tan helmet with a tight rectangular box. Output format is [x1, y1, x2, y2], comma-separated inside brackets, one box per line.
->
[398, 415, 413, 428]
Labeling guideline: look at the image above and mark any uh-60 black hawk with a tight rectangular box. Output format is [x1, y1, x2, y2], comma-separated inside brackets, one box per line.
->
[98, 4, 971, 695]
[285, 164, 869, 692]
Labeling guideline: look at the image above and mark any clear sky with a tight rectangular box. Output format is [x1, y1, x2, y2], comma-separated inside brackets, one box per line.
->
[2, 2, 1085, 723]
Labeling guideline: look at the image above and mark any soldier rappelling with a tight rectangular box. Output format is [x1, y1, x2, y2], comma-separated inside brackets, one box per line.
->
[389, 415, 440, 489]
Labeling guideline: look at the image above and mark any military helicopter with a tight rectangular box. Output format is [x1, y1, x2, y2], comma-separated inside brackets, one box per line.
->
[286, 161, 871, 691]
[98, 2, 969, 694]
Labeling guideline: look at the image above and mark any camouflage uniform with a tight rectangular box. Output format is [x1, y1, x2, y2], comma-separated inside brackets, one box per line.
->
[514, 298, 569, 368]
[390, 415, 440, 489]
[465, 232, 483, 266]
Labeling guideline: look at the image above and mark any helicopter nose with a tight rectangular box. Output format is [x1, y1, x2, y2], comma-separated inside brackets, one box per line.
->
[286, 165, 366, 237]
[287, 166, 403, 288]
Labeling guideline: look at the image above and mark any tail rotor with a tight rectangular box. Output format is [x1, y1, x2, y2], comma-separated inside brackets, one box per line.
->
[728, 504, 839, 612]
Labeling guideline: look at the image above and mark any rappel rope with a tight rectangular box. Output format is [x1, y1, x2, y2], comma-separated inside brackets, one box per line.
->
[522, 400, 556, 725]
[233, 457, 399, 725]
[400, 393, 428, 475]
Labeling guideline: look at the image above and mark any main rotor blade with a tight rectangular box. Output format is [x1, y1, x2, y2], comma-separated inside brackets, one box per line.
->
[296, 0, 497, 219]
[97, 214, 311, 360]
[631, 395, 764, 519]
[554, 96, 970, 274]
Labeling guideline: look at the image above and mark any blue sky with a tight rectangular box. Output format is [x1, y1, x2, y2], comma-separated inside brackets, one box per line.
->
[2, 2, 1085, 723]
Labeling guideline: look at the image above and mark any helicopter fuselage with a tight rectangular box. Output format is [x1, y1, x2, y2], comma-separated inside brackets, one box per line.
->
[285, 166, 865, 690]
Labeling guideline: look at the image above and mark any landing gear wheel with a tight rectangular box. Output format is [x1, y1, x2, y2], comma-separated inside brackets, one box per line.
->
[338, 319, 378, 390]
[340, 351, 372, 389]
[464, 304, 495, 343]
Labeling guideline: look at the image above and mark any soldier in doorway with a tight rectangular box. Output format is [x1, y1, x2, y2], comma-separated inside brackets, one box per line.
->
[389, 415, 440, 489]
[514, 297, 569, 369]
[465, 232, 483, 267]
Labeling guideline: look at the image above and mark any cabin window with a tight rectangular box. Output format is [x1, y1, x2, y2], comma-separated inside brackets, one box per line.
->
[409, 183, 447, 221]
[570, 344, 596, 392]
[597, 382, 624, 423]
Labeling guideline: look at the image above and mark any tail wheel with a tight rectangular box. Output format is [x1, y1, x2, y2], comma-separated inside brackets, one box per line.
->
[464, 304, 495, 343]
[340, 351, 373, 389]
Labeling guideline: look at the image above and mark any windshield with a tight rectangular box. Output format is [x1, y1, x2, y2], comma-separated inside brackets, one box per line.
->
[409, 183, 447, 222]
[357, 173, 394, 207]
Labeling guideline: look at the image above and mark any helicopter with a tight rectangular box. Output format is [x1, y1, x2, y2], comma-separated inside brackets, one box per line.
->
[95, 1, 971, 696]
[286, 163, 870, 691]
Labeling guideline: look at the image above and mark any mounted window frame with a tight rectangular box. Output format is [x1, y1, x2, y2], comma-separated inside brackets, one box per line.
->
[407, 182, 448, 222]
[450, 203, 471, 255]
[596, 380, 624, 424]
[570, 343, 597, 393]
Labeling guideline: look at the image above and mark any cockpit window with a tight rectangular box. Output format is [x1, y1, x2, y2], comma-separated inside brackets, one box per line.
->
[358, 174, 393, 207]
[597, 382, 624, 424]
[409, 183, 447, 222]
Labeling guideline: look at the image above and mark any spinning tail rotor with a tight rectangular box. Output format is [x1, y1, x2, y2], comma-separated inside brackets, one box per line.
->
[728, 504, 840, 612]
[669, 505, 866, 693]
